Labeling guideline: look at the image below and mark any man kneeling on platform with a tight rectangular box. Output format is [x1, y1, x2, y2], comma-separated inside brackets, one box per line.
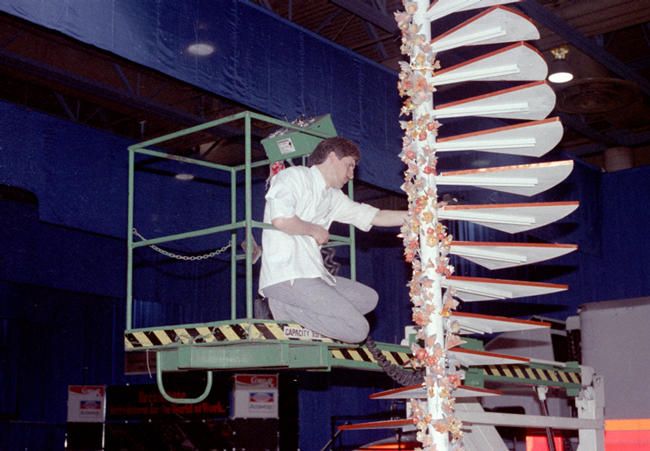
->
[259, 137, 407, 343]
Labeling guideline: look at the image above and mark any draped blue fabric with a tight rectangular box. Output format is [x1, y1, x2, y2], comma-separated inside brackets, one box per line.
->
[600, 166, 650, 298]
[0, 0, 405, 192]
[0, 101, 247, 247]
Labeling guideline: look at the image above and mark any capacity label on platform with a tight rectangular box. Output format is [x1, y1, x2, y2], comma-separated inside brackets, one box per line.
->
[283, 326, 328, 341]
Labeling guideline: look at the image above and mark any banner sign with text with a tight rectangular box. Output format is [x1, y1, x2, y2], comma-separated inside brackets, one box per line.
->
[232, 374, 278, 419]
[106, 383, 229, 421]
[67, 385, 106, 423]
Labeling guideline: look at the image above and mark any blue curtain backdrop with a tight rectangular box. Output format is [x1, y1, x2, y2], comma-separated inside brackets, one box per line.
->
[0, 0, 406, 193]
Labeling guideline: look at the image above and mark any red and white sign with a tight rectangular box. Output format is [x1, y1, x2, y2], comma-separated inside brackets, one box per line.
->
[232, 374, 278, 419]
[67, 385, 106, 423]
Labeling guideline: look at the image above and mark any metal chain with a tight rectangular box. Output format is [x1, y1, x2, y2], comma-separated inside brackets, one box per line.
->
[132, 228, 231, 261]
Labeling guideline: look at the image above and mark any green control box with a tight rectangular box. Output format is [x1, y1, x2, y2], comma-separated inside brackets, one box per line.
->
[261, 114, 337, 163]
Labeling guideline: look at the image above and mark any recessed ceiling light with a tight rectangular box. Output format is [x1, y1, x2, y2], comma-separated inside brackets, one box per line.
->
[175, 173, 194, 181]
[187, 43, 215, 56]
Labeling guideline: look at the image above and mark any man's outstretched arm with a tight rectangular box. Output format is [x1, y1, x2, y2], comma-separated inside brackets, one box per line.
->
[272, 216, 330, 245]
[371, 210, 409, 228]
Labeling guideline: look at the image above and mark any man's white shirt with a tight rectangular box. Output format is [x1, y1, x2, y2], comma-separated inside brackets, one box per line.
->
[259, 165, 378, 295]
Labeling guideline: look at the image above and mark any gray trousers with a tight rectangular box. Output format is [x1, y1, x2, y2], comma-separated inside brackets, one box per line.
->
[264, 276, 378, 343]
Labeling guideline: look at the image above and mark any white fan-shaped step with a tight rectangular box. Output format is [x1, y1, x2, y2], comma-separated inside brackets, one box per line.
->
[441, 275, 568, 302]
[439, 201, 579, 234]
[339, 408, 599, 432]
[426, 0, 521, 22]
[450, 241, 578, 270]
[369, 384, 502, 400]
[436, 160, 573, 197]
[436, 117, 563, 157]
[433, 42, 546, 86]
[450, 311, 552, 335]
[430, 7, 539, 53]
[432, 81, 556, 120]
[339, 418, 414, 432]
[450, 347, 531, 366]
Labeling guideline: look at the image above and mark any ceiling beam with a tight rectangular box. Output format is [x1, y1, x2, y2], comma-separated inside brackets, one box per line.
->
[54, 92, 78, 122]
[558, 112, 650, 156]
[112, 63, 135, 95]
[0, 47, 246, 140]
[330, 0, 399, 34]
[361, 20, 389, 60]
[518, 0, 650, 97]
[534, 0, 650, 50]
[557, 112, 620, 151]
[315, 9, 343, 34]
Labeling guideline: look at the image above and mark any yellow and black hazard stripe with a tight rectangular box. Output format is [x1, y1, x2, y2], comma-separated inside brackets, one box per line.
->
[483, 364, 581, 385]
[125, 321, 337, 349]
[125, 324, 249, 349]
[331, 347, 411, 366]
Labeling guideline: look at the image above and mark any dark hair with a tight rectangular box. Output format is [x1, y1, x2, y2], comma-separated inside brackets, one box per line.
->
[307, 137, 361, 167]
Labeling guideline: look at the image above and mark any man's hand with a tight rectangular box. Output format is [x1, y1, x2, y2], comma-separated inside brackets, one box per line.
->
[272, 216, 330, 245]
[308, 224, 330, 245]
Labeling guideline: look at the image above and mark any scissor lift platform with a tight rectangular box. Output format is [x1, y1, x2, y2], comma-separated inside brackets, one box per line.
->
[125, 319, 412, 373]
[124, 318, 583, 396]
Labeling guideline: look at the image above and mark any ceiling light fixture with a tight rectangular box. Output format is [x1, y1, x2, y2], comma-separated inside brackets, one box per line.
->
[548, 45, 573, 84]
[175, 173, 195, 181]
[187, 42, 215, 56]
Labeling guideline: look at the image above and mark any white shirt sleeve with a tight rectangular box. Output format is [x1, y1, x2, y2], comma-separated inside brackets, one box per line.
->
[330, 190, 379, 232]
[265, 169, 302, 221]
